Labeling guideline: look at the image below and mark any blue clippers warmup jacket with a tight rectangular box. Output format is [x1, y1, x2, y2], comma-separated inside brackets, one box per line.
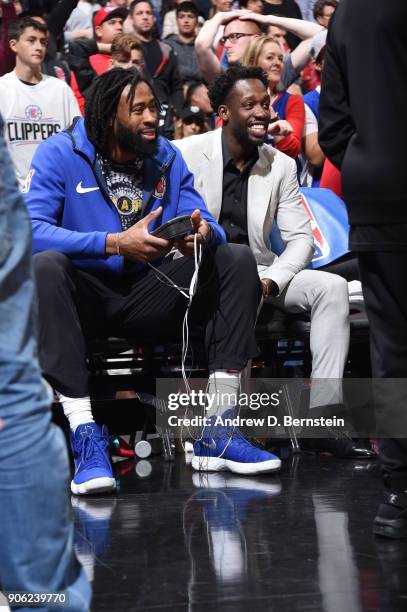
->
[25, 117, 226, 275]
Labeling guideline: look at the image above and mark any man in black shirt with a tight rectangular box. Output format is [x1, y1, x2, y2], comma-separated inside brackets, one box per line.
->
[165, 1, 202, 86]
[129, 0, 183, 137]
[319, 0, 407, 538]
[176, 66, 375, 460]
[219, 132, 257, 245]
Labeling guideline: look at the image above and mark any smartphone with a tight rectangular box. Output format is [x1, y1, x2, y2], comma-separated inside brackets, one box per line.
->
[151, 215, 192, 240]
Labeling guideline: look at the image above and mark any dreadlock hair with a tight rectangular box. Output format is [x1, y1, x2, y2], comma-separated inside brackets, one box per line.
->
[208, 66, 269, 116]
[84, 68, 160, 156]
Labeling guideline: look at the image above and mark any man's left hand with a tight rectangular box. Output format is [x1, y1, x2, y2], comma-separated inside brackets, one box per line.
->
[174, 209, 212, 257]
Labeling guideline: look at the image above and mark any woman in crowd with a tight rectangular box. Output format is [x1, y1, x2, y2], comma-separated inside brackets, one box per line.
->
[173, 107, 208, 138]
[242, 34, 305, 160]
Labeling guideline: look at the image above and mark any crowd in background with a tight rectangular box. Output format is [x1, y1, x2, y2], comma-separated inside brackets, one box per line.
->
[0, 0, 339, 191]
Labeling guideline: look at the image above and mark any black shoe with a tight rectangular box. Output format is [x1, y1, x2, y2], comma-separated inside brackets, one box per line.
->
[374, 491, 407, 539]
[301, 434, 377, 459]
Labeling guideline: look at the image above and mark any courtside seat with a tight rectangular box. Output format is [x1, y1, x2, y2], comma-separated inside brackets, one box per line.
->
[81, 308, 371, 452]
[86, 307, 370, 386]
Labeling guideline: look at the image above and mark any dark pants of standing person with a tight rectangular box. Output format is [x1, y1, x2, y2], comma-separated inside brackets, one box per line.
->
[33, 244, 261, 398]
[358, 250, 407, 491]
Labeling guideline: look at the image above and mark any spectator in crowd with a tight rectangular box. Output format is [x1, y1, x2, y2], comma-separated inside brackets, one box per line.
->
[25, 68, 280, 492]
[301, 29, 326, 186]
[319, 0, 407, 537]
[210, 0, 232, 18]
[20, 0, 81, 83]
[165, 1, 202, 86]
[129, 0, 184, 136]
[300, 104, 324, 186]
[90, 5, 127, 74]
[239, 0, 264, 15]
[175, 66, 374, 459]
[243, 11, 323, 96]
[267, 21, 289, 53]
[161, 0, 205, 39]
[173, 106, 207, 138]
[262, 0, 302, 49]
[20, 10, 71, 82]
[68, 5, 128, 112]
[312, 0, 337, 28]
[300, 0, 336, 91]
[303, 28, 325, 117]
[301, 30, 342, 196]
[242, 34, 305, 160]
[185, 79, 216, 128]
[64, 0, 98, 43]
[161, 0, 183, 39]
[0, 16, 79, 187]
[110, 32, 145, 70]
[0, 112, 91, 612]
[195, 10, 323, 89]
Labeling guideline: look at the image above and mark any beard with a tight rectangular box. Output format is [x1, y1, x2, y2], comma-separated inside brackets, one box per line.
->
[115, 119, 159, 157]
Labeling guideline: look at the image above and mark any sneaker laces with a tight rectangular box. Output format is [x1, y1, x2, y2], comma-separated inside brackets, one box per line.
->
[76, 432, 109, 470]
[216, 425, 255, 449]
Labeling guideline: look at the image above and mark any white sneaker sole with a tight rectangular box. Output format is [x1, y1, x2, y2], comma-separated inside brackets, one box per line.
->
[71, 477, 116, 495]
[191, 455, 281, 475]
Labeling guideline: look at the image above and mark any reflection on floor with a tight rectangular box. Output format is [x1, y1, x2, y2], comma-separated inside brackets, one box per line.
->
[72, 454, 407, 612]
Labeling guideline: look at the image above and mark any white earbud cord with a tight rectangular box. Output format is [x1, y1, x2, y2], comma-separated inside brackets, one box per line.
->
[147, 234, 203, 448]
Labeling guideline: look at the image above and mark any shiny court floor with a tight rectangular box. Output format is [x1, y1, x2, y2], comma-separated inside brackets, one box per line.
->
[72, 453, 407, 612]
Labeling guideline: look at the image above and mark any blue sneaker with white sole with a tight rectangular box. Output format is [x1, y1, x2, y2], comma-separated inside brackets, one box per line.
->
[192, 412, 281, 475]
[70, 423, 116, 495]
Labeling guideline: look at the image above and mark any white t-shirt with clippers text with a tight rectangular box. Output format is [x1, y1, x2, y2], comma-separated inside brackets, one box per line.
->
[0, 70, 80, 188]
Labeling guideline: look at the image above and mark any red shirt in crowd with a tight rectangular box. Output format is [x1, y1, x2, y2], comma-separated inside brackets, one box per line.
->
[71, 53, 111, 115]
[89, 53, 111, 75]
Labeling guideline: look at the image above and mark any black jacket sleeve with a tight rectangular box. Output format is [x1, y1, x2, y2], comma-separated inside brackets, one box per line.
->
[318, 14, 355, 170]
[67, 39, 98, 95]
[46, 0, 78, 38]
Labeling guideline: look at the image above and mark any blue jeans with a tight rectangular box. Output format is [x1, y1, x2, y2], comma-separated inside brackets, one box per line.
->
[0, 122, 91, 611]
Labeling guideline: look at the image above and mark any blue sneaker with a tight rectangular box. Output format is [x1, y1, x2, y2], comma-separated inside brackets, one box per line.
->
[70, 423, 116, 495]
[192, 421, 281, 475]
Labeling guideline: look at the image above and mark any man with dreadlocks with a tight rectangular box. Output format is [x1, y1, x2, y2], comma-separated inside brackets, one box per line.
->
[25, 68, 281, 495]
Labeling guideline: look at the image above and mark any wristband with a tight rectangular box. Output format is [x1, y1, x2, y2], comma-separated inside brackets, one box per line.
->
[115, 232, 121, 256]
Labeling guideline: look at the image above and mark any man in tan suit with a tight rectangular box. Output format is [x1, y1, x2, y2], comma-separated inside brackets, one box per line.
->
[175, 65, 375, 459]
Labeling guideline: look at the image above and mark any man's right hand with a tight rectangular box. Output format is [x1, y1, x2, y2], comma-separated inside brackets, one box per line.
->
[106, 207, 174, 263]
[268, 119, 294, 138]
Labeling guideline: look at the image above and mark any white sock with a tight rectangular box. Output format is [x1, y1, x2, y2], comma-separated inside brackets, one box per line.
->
[206, 370, 241, 418]
[58, 394, 94, 432]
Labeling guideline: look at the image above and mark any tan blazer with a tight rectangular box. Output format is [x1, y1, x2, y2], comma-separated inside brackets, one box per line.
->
[174, 128, 314, 294]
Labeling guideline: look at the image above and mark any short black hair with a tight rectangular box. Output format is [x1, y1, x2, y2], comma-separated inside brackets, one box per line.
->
[185, 80, 206, 105]
[84, 68, 160, 156]
[313, 0, 338, 20]
[8, 16, 48, 41]
[208, 66, 269, 115]
[176, 1, 199, 17]
[129, 0, 154, 16]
